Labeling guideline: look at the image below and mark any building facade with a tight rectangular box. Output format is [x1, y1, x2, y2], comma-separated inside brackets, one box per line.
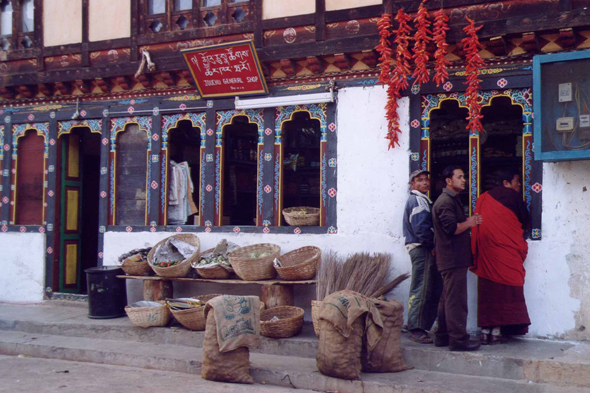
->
[0, 0, 589, 341]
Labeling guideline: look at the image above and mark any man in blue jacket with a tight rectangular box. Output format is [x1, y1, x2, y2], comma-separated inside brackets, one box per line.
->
[403, 169, 443, 344]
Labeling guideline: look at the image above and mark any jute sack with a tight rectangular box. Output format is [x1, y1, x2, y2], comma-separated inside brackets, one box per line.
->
[361, 298, 409, 373]
[316, 290, 383, 381]
[201, 311, 254, 384]
[317, 317, 365, 380]
[201, 295, 261, 384]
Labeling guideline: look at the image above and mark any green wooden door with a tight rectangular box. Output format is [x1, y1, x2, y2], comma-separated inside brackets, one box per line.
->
[59, 134, 84, 293]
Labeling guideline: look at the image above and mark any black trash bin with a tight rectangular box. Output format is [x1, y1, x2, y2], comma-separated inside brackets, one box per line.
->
[85, 266, 127, 319]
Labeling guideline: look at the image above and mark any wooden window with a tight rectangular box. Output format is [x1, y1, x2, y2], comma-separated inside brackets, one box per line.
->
[166, 120, 201, 225]
[142, 0, 250, 33]
[0, 0, 12, 50]
[281, 111, 322, 225]
[222, 116, 258, 226]
[174, 0, 192, 11]
[21, 0, 33, 32]
[115, 124, 148, 226]
[148, 0, 166, 14]
[14, 130, 44, 225]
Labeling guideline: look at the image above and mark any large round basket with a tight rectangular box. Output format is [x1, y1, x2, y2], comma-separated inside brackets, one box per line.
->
[169, 294, 221, 331]
[311, 300, 323, 336]
[282, 207, 320, 226]
[275, 246, 321, 281]
[147, 234, 201, 278]
[125, 301, 171, 328]
[228, 243, 280, 281]
[121, 257, 153, 276]
[194, 248, 232, 279]
[260, 306, 304, 338]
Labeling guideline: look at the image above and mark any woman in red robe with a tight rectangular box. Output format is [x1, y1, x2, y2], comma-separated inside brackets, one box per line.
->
[470, 169, 531, 345]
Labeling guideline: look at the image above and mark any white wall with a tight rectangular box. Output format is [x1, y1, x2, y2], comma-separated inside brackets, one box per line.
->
[0, 233, 46, 303]
[43, 0, 82, 47]
[89, 0, 130, 42]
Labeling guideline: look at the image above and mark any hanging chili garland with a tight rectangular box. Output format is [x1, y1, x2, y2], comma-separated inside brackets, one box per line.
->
[433, 9, 450, 87]
[381, 9, 413, 148]
[412, 1, 432, 86]
[376, 13, 393, 86]
[461, 17, 486, 136]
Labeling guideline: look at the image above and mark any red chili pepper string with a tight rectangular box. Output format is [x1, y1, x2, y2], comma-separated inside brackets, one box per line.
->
[433, 9, 450, 87]
[392, 9, 413, 92]
[376, 13, 393, 86]
[412, 1, 432, 86]
[461, 17, 485, 136]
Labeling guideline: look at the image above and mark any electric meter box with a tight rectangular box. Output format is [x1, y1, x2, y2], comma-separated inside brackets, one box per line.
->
[534, 50, 590, 161]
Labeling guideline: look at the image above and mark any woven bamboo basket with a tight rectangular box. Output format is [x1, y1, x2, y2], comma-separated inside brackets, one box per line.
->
[275, 246, 321, 280]
[125, 301, 171, 328]
[121, 256, 153, 276]
[311, 300, 322, 336]
[193, 248, 232, 279]
[282, 207, 320, 226]
[260, 306, 305, 338]
[147, 234, 201, 278]
[168, 294, 221, 331]
[228, 243, 280, 281]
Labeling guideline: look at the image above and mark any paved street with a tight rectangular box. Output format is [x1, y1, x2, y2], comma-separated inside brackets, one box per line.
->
[0, 355, 315, 393]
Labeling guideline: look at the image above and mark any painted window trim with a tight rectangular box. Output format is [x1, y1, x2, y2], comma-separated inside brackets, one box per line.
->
[411, 87, 542, 240]
[109, 116, 153, 226]
[533, 50, 590, 161]
[160, 112, 206, 226]
[9, 122, 49, 225]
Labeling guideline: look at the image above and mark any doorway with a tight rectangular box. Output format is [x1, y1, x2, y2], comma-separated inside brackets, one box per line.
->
[55, 128, 101, 294]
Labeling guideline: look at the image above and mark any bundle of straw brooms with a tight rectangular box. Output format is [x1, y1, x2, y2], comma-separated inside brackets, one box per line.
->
[316, 251, 409, 301]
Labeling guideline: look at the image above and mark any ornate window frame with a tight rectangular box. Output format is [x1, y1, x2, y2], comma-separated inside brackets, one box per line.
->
[109, 116, 153, 226]
[9, 121, 49, 225]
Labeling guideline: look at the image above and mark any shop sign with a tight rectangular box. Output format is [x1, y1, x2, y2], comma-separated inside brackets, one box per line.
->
[181, 40, 268, 98]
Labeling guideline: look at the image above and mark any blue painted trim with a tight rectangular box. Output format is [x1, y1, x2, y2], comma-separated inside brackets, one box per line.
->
[533, 50, 590, 162]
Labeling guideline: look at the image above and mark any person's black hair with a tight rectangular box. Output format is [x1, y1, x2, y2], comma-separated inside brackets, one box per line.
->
[495, 168, 519, 186]
[442, 165, 462, 184]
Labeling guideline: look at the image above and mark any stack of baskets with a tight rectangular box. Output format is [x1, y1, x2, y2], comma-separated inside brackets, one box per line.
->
[274, 246, 321, 280]
[282, 206, 320, 226]
[147, 234, 201, 278]
[168, 294, 221, 331]
[125, 301, 171, 328]
[228, 243, 280, 281]
[260, 306, 304, 338]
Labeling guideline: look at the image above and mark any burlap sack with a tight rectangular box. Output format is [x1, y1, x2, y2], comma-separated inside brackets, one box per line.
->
[361, 298, 409, 373]
[208, 295, 260, 352]
[316, 290, 383, 380]
[316, 317, 365, 380]
[201, 311, 254, 384]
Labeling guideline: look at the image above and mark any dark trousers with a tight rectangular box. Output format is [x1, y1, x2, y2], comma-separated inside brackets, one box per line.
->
[435, 267, 470, 345]
[407, 247, 443, 331]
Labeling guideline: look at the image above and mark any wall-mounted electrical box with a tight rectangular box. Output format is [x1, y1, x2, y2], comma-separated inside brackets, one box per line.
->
[534, 50, 590, 161]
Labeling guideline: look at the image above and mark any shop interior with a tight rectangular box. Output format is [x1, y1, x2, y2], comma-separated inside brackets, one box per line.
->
[281, 111, 322, 226]
[429, 97, 523, 212]
[167, 120, 201, 225]
[223, 116, 258, 226]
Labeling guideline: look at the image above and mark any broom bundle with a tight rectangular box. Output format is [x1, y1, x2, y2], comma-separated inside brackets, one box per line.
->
[316, 251, 407, 301]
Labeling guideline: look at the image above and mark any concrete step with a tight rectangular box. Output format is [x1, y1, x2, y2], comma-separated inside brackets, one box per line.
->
[0, 330, 587, 393]
[2, 302, 590, 388]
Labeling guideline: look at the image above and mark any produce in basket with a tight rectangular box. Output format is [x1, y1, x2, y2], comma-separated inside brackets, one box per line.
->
[249, 251, 272, 258]
[153, 260, 182, 268]
[192, 239, 238, 272]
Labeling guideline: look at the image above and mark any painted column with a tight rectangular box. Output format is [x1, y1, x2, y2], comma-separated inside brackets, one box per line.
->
[98, 113, 110, 267]
[44, 116, 58, 293]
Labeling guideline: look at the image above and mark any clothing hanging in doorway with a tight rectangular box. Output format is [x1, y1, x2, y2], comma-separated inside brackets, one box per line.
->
[168, 160, 198, 224]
